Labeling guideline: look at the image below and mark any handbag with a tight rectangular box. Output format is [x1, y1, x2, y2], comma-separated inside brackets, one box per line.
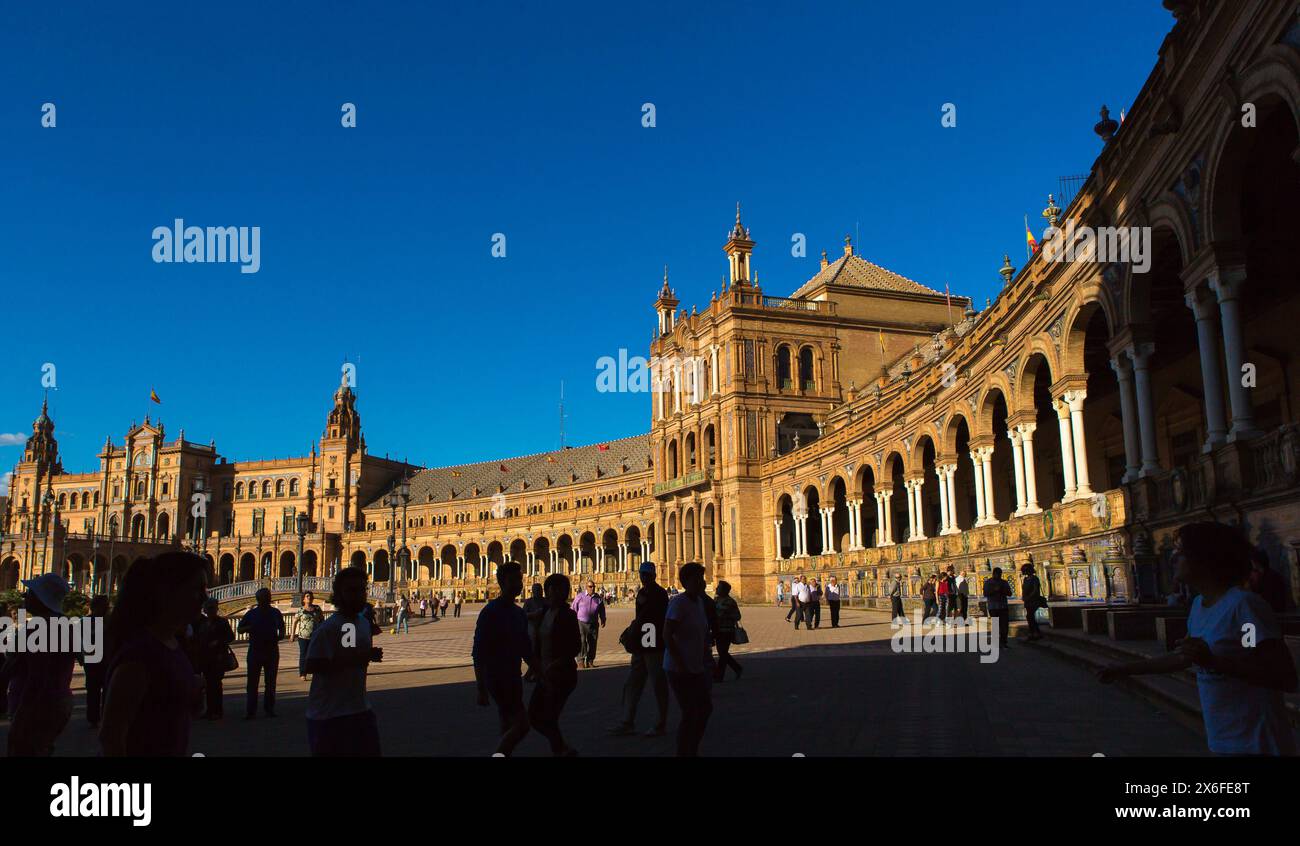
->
[222, 646, 239, 673]
[732, 625, 749, 645]
[619, 621, 640, 654]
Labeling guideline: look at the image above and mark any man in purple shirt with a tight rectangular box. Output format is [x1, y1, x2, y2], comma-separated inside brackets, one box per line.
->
[570, 581, 607, 668]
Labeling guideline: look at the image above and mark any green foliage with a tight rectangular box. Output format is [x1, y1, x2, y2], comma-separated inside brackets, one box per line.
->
[63, 590, 91, 617]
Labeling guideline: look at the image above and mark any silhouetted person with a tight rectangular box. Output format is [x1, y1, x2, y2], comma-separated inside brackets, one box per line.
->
[664, 562, 714, 756]
[530, 573, 581, 756]
[712, 581, 743, 682]
[473, 562, 533, 756]
[193, 598, 235, 719]
[237, 588, 285, 718]
[82, 594, 111, 726]
[609, 561, 669, 737]
[1021, 562, 1046, 641]
[5, 574, 76, 756]
[304, 567, 383, 756]
[1099, 522, 1297, 755]
[983, 568, 1011, 650]
[100, 553, 208, 756]
[1248, 548, 1287, 613]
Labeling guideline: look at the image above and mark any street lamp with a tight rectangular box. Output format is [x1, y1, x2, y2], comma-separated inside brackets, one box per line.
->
[293, 511, 309, 607]
[385, 476, 411, 603]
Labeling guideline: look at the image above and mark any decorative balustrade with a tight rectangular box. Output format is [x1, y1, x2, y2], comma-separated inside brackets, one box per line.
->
[653, 468, 711, 496]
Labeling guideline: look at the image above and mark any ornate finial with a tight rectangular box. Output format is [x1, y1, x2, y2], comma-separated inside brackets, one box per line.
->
[1094, 104, 1119, 142]
[735, 202, 742, 227]
[1000, 254, 1016, 285]
[985, 297, 992, 309]
[1042, 194, 1061, 227]
[820, 249, 829, 269]
[730, 202, 749, 239]
[843, 234, 853, 257]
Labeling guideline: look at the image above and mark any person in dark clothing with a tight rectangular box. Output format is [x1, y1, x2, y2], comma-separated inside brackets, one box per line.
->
[82, 594, 111, 727]
[1021, 561, 1046, 641]
[984, 567, 1012, 649]
[530, 573, 581, 756]
[609, 561, 670, 736]
[712, 581, 743, 682]
[100, 553, 208, 757]
[825, 576, 842, 627]
[236, 589, 285, 718]
[785, 574, 803, 622]
[807, 579, 823, 629]
[193, 598, 235, 719]
[1249, 548, 1288, 613]
[473, 562, 535, 757]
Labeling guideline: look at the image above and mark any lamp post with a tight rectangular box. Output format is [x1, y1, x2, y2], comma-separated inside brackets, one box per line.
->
[294, 511, 309, 607]
[42, 489, 54, 579]
[385, 476, 411, 604]
[399, 474, 411, 585]
[386, 490, 399, 603]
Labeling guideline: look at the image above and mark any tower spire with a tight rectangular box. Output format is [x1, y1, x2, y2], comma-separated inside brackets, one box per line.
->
[724, 201, 755, 287]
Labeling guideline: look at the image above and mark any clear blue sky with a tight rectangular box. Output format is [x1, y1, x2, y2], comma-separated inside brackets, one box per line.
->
[0, 0, 1173, 484]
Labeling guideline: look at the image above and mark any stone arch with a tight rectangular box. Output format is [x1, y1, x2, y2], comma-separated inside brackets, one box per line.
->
[0, 557, 20, 590]
[239, 552, 256, 581]
[440, 544, 457, 580]
[349, 549, 367, 571]
[1061, 297, 1115, 376]
[278, 550, 295, 578]
[219, 553, 235, 584]
[417, 545, 435, 581]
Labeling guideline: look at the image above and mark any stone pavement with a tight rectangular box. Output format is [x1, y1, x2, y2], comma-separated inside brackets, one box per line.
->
[2, 605, 1204, 757]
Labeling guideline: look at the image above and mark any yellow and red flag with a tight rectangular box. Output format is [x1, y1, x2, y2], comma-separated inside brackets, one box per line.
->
[149, 389, 161, 404]
[1025, 216, 1038, 255]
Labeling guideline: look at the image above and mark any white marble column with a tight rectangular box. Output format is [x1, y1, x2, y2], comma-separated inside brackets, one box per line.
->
[711, 345, 719, 395]
[1055, 398, 1078, 501]
[944, 464, 959, 532]
[941, 467, 961, 532]
[875, 493, 889, 547]
[909, 480, 927, 541]
[970, 449, 988, 524]
[978, 447, 996, 524]
[1131, 343, 1161, 476]
[1110, 354, 1142, 482]
[1065, 389, 1093, 498]
[1185, 288, 1228, 450]
[1210, 271, 1260, 442]
[796, 515, 808, 557]
[773, 519, 783, 559]
[1018, 423, 1042, 514]
[1008, 432, 1026, 516]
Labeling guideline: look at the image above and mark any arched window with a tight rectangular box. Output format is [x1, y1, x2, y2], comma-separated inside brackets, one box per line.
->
[799, 346, 815, 391]
[275, 479, 285, 497]
[289, 478, 300, 496]
[236, 481, 245, 499]
[57, 493, 67, 508]
[261, 480, 271, 498]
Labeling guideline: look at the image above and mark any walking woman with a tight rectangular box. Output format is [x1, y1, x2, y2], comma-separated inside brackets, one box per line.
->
[193, 598, 235, 719]
[293, 592, 325, 678]
[712, 581, 744, 682]
[100, 552, 209, 756]
[921, 575, 937, 622]
[1020, 562, 1046, 641]
[530, 573, 581, 756]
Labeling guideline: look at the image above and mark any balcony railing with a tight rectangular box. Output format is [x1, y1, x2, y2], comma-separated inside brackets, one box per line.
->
[653, 468, 712, 496]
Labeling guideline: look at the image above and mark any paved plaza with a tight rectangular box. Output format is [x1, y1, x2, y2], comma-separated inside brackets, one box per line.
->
[4, 605, 1204, 757]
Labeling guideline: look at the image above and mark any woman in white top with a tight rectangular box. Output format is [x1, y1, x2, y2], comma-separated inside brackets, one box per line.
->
[1097, 522, 1296, 755]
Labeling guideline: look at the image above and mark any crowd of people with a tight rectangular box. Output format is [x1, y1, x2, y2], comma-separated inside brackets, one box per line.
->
[1, 519, 1294, 758]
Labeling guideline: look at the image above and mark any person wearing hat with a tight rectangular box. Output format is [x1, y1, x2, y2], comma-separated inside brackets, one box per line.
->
[607, 560, 669, 737]
[4, 573, 75, 756]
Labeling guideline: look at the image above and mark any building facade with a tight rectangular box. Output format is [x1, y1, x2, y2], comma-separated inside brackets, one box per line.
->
[4, 0, 1299, 609]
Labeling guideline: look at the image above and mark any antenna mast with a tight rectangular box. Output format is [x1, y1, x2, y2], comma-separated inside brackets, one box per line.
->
[559, 380, 566, 450]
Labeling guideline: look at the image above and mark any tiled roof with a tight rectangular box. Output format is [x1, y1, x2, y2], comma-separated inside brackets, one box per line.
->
[790, 252, 944, 300]
[369, 434, 652, 508]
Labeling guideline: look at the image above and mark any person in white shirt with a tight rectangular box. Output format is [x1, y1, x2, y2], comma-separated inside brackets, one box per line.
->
[1098, 522, 1297, 755]
[304, 567, 384, 756]
[791, 576, 813, 630]
[955, 570, 969, 622]
[825, 576, 842, 628]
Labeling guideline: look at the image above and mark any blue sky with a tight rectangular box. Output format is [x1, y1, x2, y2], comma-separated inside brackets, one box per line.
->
[0, 0, 1174, 482]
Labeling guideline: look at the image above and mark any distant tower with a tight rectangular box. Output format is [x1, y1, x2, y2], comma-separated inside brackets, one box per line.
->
[724, 202, 755, 287]
[319, 371, 366, 533]
[654, 265, 679, 336]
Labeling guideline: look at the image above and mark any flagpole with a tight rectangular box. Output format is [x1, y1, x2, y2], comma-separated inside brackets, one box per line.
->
[1025, 215, 1032, 261]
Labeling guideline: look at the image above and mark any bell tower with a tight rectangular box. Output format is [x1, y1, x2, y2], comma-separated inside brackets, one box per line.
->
[724, 202, 754, 287]
[319, 370, 366, 532]
[654, 266, 679, 337]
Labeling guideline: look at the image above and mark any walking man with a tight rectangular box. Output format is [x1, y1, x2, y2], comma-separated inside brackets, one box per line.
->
[825, 575, 842, 628]
[609, 562, 669, 737]
[664, 562, 714, 756]
[792, 575, 812, 630]
[237, 588, 285, 718]
[304, 567, 384, 756]
[984, 567, 1011, 650]
[886, 571, 904, 627]
[955, 568, 969, 622]
[473, 562, 534, 756]
[785, 575, 802, 622]
[571, 580, 607, 668]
